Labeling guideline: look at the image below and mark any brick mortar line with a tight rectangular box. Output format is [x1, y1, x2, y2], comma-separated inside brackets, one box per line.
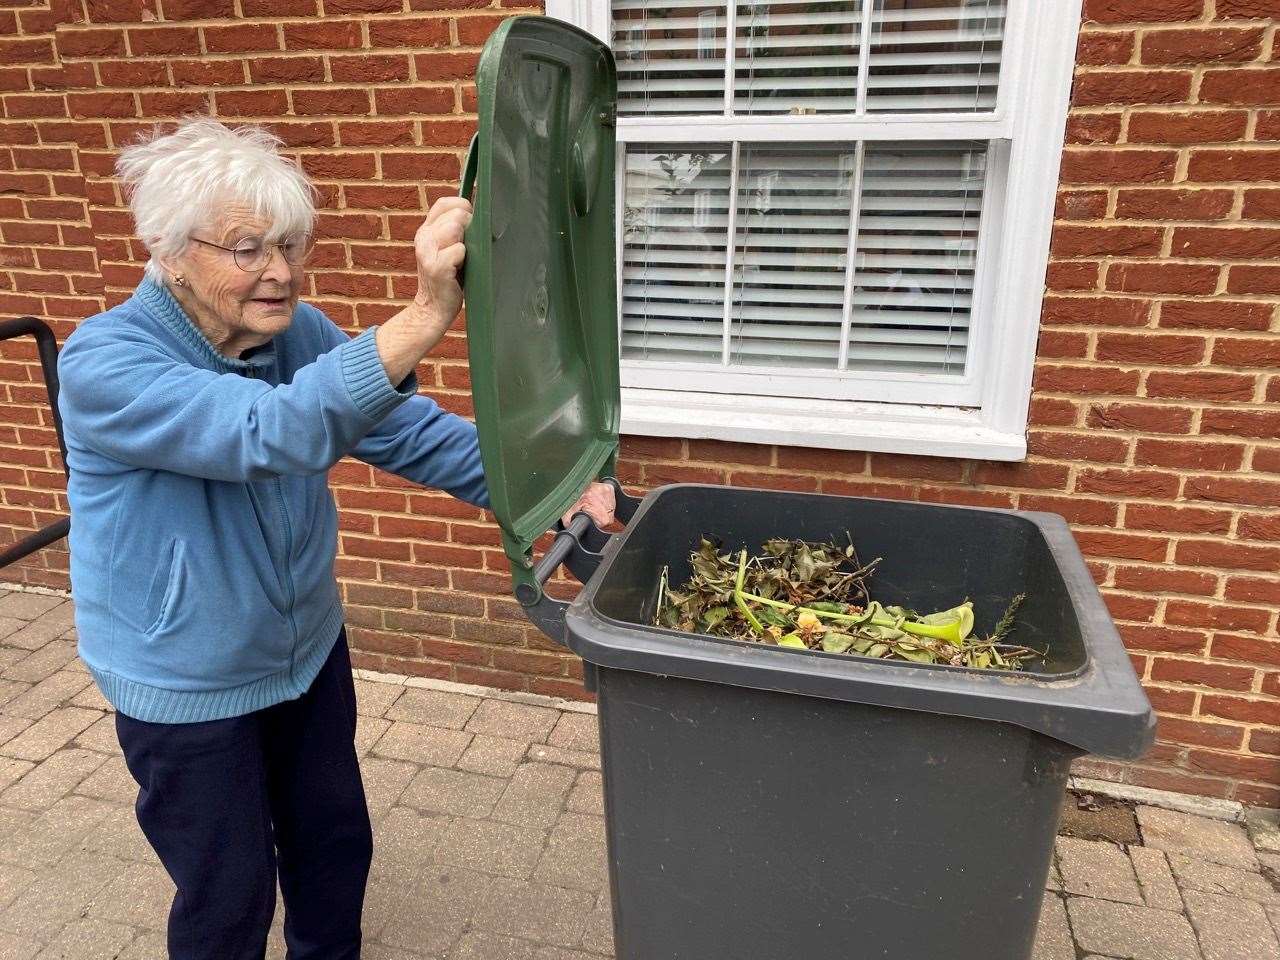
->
[57, 44, 493, 60]
[1031, 372, 1277, 389]
[1033, 397, 1279, 415]
[1079, 65, 1274, 74]
[1080, 17, 1274, 31]
[1066, 104, 1267, 112]
[1027, 370, 1268, 388]
[1040, 309, 1280, 321]
[1156, 713, 1275, 739]
[1055, 227, 1280, 238]
[1055, 212, 1280, 222]
[1063, 583, 1272, 608]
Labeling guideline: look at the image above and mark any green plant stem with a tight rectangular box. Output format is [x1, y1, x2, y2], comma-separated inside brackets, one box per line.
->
[737, 590, 962, 643]
[739, 590, 856, 621]
[733, 550, 766, 636]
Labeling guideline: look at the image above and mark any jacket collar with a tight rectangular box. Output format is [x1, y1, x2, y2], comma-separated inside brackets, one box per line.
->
[135, 278, 278, 375]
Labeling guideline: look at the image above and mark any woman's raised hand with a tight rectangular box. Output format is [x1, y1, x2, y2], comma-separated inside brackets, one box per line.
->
[375, 197, 473, 386]
[411, 196, 472, 342]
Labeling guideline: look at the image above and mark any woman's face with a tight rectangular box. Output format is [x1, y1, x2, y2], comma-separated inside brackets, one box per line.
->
[162, 203, 307, 358]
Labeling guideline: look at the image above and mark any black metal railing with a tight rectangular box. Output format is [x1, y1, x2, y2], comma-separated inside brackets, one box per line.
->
[0, 316, 69, 568]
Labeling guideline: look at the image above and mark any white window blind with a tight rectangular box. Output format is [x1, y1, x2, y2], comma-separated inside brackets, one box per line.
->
[728, 144, 856, 368]
[549, 0, 1082, 456]
[866, 2, 1004, 112]
[622, 147, 734, 363]
[847, 141, 983, 373]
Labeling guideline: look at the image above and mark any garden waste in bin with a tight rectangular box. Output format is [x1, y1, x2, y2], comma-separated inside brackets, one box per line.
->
[459, 16, 1156, 960]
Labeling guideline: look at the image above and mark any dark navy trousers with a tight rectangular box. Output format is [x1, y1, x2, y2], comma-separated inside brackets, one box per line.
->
[115, 631, 373, 960]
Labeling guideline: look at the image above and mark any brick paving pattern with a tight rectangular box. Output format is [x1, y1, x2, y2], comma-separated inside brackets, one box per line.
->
[0, 592, 1275, 959]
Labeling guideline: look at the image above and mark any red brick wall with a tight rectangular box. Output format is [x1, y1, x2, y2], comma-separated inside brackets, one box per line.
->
[0, 1, 1278, 807]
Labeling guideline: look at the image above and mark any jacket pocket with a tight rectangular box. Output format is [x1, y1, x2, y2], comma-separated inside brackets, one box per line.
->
[144, 539, 184, 636]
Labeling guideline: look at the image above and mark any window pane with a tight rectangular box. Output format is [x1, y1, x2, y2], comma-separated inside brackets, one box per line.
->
[620, 141, 987, 377]
[611, 0, 1005, 116]
[613, 2, 727, 115]
[728, 145, 857, 368]
[733, 1, 863, 116]
[866, 0, 1005, 112]
[850, 140, 984, 373]
[621, 146, 733, 363]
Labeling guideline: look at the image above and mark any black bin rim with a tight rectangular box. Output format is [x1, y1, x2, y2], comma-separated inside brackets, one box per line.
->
[565, 484, 1156, 761]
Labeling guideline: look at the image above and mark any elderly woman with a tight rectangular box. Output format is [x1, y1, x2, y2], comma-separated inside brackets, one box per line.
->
[57, 117, 612, 959]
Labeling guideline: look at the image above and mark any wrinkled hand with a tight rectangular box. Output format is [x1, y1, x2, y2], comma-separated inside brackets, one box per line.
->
[410, 196, 472, 345]
[562, 481, 616, 528]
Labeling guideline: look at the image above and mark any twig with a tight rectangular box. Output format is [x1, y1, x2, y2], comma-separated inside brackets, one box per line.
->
[990, 593, 1026, 644]
[653, 565, 669, 627]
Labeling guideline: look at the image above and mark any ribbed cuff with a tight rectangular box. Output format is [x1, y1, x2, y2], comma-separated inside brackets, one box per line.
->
[341, 327, 417, 422]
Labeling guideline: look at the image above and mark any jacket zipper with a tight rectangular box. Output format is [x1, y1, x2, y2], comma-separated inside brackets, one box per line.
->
[274, 476, 300, 674]
[244, 364, 300, 673]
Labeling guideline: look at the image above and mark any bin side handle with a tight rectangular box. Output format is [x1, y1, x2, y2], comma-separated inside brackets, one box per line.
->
[533, 476, 639, 590]
[515, 477, 640, 641]
[514, 515, 587, 644]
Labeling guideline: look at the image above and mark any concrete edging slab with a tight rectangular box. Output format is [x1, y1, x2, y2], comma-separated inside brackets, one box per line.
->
[353, 667, 598, 715]
[1069, 775, 1244, 824]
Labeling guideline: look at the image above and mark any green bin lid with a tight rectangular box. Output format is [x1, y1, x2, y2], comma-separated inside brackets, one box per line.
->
[460, 16, 619, 595]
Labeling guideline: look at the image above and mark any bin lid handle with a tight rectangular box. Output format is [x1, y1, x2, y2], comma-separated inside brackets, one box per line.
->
[459, 132, 479, 204]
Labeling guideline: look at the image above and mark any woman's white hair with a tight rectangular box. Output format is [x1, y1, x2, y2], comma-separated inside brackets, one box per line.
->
[116, 116, 316, 283]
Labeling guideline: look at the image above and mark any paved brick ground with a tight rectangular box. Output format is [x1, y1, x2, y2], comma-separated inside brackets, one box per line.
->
[0, 590, 1275, 960]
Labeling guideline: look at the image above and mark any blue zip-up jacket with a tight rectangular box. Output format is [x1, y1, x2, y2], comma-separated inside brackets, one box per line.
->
[57, 279, 489, 723]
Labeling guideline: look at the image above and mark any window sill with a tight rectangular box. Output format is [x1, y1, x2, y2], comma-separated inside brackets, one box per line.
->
[619, 388, 1027, 461]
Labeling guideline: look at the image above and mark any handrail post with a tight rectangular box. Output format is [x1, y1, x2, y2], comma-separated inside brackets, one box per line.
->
[0, 316, 70, 568]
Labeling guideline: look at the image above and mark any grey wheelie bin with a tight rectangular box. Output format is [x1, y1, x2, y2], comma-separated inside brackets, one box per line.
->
[459, 16, 1156, 960]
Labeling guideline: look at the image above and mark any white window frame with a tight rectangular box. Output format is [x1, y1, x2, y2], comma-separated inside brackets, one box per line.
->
[547, 0, 1083, 461]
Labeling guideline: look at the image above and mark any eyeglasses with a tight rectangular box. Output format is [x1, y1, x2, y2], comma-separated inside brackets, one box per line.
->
[190, 233, 315, 272]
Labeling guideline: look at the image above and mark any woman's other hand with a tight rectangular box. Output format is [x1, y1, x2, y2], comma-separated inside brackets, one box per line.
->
[562, 481, 617, 529]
